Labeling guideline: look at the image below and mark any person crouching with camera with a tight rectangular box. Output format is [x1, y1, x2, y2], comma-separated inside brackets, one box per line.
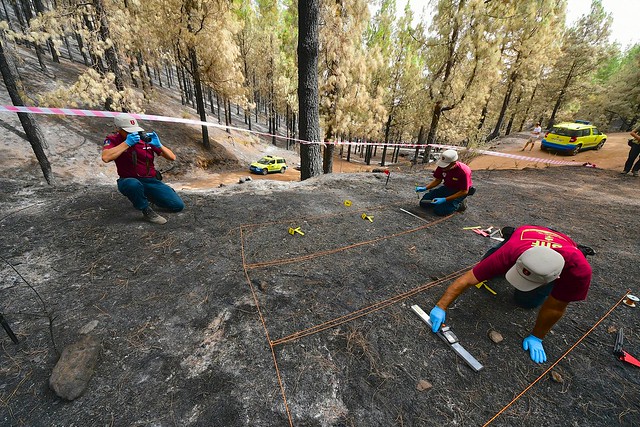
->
[101, 114, 184, 224]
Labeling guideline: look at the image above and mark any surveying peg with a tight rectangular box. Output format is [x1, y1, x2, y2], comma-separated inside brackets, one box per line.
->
[344, 200, 352, 207]
[475, 280, 497, 295]
[288, 226, 304, 236]
[384, 169, 390, 186]
[361, 213, 374, 222]
[463, 226, 482, 230]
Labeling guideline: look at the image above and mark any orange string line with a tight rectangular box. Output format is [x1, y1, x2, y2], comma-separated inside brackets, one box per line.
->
[482, 289, 631, 427]
[246, 214, 453, 269]
[271, 267, 469, 346]
[240, 227, 294, 426]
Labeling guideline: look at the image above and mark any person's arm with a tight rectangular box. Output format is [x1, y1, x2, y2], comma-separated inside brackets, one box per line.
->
[425, 178, 442, 190]
[435, 269, 480, 309]
[101, 143, 129, 163]
[530, 295, 568, 339]
[158, 145, 176, 161]
[631, 130, 640, 141]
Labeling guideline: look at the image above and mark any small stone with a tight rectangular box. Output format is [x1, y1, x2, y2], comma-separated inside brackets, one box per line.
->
[607, 326, 617, 334]
[416, 380, 432, 391]
[258, 281, 268, 292]
[49, 335, 101, 400]
[79, 320, 99, 335]
[550, 371, 563, 383]
[488, 330, 503, 343]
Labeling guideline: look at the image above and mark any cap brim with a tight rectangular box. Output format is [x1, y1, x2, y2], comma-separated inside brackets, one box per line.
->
[436, 160, 451, 168]
[121, 125, 144, 132]
[505, 265, 544, 292]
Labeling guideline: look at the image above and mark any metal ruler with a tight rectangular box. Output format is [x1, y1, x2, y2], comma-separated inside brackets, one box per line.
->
[411, 304, 483, 372]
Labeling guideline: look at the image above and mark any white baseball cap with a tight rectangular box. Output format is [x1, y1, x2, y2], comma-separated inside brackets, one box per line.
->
[436, 149, 459, 168]
[505, 246, 565, 292]
[114, 114, 144, 132]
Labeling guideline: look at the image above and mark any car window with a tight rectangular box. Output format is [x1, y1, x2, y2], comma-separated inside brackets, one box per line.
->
[258, 157, 270, 163]
[592, 128, 600, 135]
[550, 127, 576, 137]
[581, 129, 590, 137]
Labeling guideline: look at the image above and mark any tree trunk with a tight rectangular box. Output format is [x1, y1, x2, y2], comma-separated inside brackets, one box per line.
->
[323, 127, 334, 174]
[414, 125, 424, 165]
[33, 0, 59, 63]
[380, 114, 393, 167]
[94, 0, 125, 111]
[188, 46, 210, 148]
[505, 91, 522, 135]
[0, 35, 54, 184]
[298, 0, 322, 180]
[424, 102, 443, 163]
[488, 65, 519, 141]
[548, 61, 577, 128]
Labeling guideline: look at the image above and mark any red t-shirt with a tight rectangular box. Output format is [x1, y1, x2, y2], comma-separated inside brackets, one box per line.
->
[433, 161, 473, 192]
[472, 226, 592, 302]
[103, 133, 162, 179]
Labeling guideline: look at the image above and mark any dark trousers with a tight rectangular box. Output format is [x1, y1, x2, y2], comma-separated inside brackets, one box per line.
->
[482, 227, 553, 309]
[624, 143, 640, 173]
[419, 186, 466, 216]
[117, 177, 184, 212]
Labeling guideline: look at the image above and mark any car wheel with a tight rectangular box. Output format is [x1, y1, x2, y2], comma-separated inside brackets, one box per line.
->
[596, 139, 605, 150]
[262, 169, 268, 175]
[571, 144, 582, 156]
[280, 167, 286, 173]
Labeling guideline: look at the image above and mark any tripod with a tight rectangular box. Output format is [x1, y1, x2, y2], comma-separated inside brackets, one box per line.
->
[0, 313, 19, 344]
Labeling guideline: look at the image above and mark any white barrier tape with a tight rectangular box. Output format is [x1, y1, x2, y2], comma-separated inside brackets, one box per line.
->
[0, 105, 581, 166]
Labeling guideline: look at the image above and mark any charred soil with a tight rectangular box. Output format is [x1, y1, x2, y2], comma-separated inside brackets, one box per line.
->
[1, 165, 640, 427]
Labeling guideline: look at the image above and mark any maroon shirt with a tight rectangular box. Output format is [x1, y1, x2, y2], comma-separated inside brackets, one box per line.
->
[433, 161, 473, 192]
[103, 133, 161, 179]
[472, 226, 592, 302]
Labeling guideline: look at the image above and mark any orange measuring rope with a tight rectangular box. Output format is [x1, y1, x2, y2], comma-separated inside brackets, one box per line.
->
[482, 289, 631, 426]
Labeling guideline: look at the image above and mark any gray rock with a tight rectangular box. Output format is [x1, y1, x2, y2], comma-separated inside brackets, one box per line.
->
[49, 335, 101, 400]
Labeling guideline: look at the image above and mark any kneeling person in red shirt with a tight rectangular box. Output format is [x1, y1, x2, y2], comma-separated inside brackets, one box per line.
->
[102, 114, 184, 224]
[428, 225, 592, 364]
[416, 149, 473, 215]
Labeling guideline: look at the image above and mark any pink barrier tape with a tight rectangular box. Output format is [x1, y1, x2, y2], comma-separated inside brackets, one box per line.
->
[0, 105, 581, 166]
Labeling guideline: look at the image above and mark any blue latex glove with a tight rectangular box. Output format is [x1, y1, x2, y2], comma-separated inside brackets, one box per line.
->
[429, 306, 446, 333]
[431, 198, 446, 205]
[415, 186, 427, 192]
[523, 335, 547, 363]
[149, 132, 162, 148]
[125, 133, 140, 147]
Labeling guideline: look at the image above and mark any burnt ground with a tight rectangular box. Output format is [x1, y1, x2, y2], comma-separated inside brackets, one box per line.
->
[1, 165, 639, 427]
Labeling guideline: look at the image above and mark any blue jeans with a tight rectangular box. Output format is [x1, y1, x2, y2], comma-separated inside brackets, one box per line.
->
[419, 186, 466, 216]
[482, 230, 553, 309]
[624, 143, 640, 173]
[117, 177, 184, 212]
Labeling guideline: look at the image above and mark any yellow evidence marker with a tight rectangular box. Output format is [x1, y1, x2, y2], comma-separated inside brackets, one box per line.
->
[361, 213, 374, 222]
[288, 226, 305, 236]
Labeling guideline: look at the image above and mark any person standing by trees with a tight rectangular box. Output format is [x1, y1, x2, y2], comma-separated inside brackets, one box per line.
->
[622, 126, 640, 177]
[101, 114, 184, 224]
[522, 122, 542, 151]
[415, 149, 473, 215]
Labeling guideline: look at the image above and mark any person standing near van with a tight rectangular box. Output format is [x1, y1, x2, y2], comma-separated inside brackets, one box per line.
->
[622, 126, 640, 177]
[522, 122, 542, 151]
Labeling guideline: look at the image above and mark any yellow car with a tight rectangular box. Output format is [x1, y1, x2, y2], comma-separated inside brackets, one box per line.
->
[541, 121, 607, 155]
[249, 155, 287, 175]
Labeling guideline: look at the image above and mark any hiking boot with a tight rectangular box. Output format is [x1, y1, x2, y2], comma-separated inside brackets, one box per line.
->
[457, 199, 467, 212]
[621, 170, 629, 175]
[142, 206, 167, 224]
[634, 171, 639, 177]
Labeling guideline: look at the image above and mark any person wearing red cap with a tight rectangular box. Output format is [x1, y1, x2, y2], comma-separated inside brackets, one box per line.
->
[427, 225, 592, 364]
[102, 114, 184, 224]
[415, 149, 474, 215]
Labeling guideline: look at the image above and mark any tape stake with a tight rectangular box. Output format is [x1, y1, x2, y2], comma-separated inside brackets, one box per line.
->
[361, 213, 374, 222]
[288, 227, 304, 236]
